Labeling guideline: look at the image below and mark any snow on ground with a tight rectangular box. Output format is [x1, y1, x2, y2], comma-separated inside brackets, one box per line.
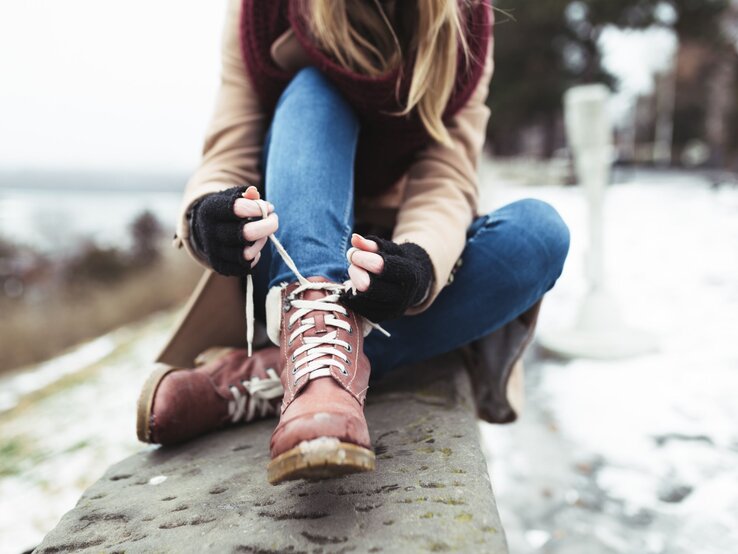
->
[0, 167, 736, 553]
[0, 314, 173, 553]
[0, 335, 118, 413]
[479, 167, 738, 554]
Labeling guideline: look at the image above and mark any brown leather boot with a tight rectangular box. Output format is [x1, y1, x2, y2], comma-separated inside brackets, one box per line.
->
[266, 278, 375, 485]
[137, 346, 283, 446]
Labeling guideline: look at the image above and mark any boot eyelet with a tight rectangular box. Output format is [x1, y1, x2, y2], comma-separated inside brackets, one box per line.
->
[291, 354, 296, 362]
[348, 326, 353, 334]
[291, 366, 297, 375]
[346, 344, 352, 352]
[345, 358, 352, 365]
[341, 368, 349, 376]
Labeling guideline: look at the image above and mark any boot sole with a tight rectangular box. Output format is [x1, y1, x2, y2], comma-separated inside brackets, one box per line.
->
[267, 437, 375, 485]
[135, 364, 181, 443]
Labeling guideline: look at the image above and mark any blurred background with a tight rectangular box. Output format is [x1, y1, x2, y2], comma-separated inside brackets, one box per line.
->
[1, 1, 736, 553]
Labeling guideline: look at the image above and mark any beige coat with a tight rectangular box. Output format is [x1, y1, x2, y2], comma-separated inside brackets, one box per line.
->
[159, 0, 502, 368]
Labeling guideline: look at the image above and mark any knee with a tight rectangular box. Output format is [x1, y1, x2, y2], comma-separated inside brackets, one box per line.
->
[513, 198, 568, 262]
[279, 67, 355, 120]
[496, 198, 570, 289]
[287, 66, 327, 92]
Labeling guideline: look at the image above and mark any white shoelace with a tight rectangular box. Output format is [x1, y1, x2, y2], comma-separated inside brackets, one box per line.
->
[286, 285, 353, 383]
[244, 201, 388, 358]
[227, 367, 282, 423]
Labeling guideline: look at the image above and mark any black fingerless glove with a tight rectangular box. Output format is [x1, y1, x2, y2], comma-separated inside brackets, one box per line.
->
[340, 236, 434, 322]
[189, 186, 258, 276]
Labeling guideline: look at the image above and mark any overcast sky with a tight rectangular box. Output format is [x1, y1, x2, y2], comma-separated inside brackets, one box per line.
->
[0, 1, 674, 174]
[0, 0, 227, 173]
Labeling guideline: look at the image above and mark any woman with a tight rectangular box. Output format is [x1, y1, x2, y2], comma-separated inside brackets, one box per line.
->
[137, 0, 569, 485]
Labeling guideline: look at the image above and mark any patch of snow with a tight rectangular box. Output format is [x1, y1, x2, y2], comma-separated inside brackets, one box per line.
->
[0, 313, 173, 553]
[525, 529, 551, 549]
[299, 437, 341, 453]
[480, 170, 738, 554]
[0, 334, 118, 412]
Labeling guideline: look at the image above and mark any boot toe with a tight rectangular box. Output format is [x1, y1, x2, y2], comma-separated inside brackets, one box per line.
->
[149, 372, 221, 445]
[270, 410, 371, 458]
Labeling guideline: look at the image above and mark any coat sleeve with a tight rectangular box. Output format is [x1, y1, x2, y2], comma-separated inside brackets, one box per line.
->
[391, 41, 494, 314]
[173, 0, 268, 267]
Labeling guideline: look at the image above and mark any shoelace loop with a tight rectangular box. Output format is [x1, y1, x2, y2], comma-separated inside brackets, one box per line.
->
[244, 199, 388, 356]
[227, 367, 282, 423]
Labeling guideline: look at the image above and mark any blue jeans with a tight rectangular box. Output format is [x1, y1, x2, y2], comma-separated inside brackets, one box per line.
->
[253, 67, 570, 378]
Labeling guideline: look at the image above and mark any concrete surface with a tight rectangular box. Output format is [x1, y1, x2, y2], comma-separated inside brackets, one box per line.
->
[34, 353, 507, 553]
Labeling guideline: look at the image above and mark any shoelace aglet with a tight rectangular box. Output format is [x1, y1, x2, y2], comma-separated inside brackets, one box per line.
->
[372, 322, 391, 337]
[246, 273, 255, 357]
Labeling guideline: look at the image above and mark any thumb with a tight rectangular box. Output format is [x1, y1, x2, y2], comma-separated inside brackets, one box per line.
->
[242, 185, 260, 201]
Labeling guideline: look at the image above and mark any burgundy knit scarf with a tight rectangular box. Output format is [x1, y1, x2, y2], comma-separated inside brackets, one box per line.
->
[240, 0, 492, 197]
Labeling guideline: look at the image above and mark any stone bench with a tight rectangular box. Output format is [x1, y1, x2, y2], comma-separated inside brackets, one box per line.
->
[34, 353, 508, 553]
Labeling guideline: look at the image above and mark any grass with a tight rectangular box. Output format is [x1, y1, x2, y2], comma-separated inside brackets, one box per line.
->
[0, 250, 202, 374]
[0, 435, 45, 477]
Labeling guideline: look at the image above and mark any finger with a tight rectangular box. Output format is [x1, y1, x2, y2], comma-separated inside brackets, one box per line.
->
[243, 213, 278, 241]
[234, 198, 274, 218]
[242, 185, 260, 200]
[243, 236, 267, 260]
[250, 251, 261, 269]
[351, 233, 379, 253]
[351, 250, 384, 275]
[348, 264, 371, 292]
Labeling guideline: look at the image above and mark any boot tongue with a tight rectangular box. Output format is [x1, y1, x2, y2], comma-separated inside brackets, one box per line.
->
[301, 289, 332, 338]
[303, 288, 329, 302]
[300, 277, 335, 302]
[294, 282, 335, 340]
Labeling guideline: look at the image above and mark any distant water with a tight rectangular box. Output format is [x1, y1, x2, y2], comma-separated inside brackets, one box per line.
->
[0, 170, 187, 254]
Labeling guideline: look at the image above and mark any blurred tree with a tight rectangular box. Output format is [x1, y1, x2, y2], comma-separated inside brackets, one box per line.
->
[488, 1, 614, 156]
[488, 0, 735, 164]
[129, 210, 163, 266]
[65, 243, 129, 285]
[0, 235, 50, 301]
[674, 0, 737, 168]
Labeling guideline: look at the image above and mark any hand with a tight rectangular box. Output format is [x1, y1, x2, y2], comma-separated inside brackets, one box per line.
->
[341, 233, 434, 322]
[345, 234, 384, 292]
[190, 185, 279, 276]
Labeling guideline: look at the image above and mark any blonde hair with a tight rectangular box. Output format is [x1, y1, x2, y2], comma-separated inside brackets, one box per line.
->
[299, 0, 470, 145]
